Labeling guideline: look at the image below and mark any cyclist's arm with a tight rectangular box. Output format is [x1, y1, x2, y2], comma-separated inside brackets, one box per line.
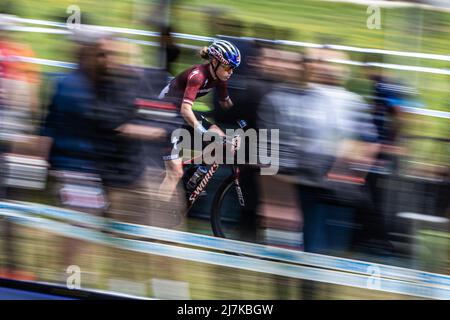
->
[180, 102, 201, 129]
[180, 70, 205, 129]
[218, 81, 233, 109]
[181, 103, 224, 137]
[180, 69, 225, 136]
[219, 97, 233, 109]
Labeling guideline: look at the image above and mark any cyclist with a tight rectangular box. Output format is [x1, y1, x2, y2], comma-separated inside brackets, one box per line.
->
[157, 39, 241, 203]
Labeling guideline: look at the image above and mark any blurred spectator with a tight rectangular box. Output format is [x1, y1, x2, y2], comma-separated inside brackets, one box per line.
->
[160, 25, 180, 75]
[42, 29, 170, 228]
[362, 59, 414, 173]
[0, 17, 7, 157]
[42, 29, 110, 177]
[146, 0, 180, 73]
[236, 41, 279, 134]
[364, 65, 406, 144]
[40, 29, 115, 269]
[40, 32, 144, 267]
[256, 48, 306, 249]
[0, 15, 41, 141]
[0, 20, 7, 274]
[257, 47, 383, 255]
[0, 14, 47, 280]
[93, 38, 180, 228]
[301, 48, 385, 254]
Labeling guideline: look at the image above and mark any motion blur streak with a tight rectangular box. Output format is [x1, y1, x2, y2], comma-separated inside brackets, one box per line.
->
[0, 0, 448, 300]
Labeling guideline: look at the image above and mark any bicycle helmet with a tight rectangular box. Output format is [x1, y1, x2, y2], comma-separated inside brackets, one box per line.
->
[206, 40, 241, 69]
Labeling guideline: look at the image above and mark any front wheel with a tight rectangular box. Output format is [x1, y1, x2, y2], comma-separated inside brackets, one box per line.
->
[210, 171, 259, 243]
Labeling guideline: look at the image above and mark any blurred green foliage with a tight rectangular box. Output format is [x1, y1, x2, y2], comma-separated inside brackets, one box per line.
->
[4, 0, 449, 161]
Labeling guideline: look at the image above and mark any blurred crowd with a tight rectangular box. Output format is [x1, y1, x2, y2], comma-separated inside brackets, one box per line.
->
[0, 7, 449, 283]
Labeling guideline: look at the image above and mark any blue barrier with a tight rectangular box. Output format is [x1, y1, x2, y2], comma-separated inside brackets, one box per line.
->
[1, 201, 450, 290]
[1, 208, 450, 299]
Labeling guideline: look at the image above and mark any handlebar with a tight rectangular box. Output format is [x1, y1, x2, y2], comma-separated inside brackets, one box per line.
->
[199, 115, 246, 149]
[199, 115, 247, 130]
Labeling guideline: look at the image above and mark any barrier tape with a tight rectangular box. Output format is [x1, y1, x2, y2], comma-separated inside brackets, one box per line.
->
[1, 207, 450, 299]
[6, 25, 450, 76]
[1, 201, 449, 289]
[9, 16, 450, 62]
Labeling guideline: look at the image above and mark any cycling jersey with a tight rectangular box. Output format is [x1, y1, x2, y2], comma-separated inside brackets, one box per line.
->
[159, 63, 229, 108]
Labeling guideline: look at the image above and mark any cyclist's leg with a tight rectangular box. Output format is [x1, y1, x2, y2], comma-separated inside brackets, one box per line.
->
[158, 157, 184, 203]
[157, 124, 184, 203]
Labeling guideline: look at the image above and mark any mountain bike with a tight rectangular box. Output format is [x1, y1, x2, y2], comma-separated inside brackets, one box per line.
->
[179, 117, 257, 242]
[137, 98, 257, 241]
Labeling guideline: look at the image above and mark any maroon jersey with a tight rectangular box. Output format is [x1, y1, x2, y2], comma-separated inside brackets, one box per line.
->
[158, 63, 229, 108]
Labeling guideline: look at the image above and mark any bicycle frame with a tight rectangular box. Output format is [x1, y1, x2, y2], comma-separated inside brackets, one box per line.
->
[182, 117, 247, 211]
[183, 159, 244, 210]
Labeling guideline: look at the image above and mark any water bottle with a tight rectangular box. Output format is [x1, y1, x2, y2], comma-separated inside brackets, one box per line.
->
[186, 166, 208, 192]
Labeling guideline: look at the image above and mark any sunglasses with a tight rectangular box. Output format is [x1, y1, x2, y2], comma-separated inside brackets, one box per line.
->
[220, 64, 235, 72]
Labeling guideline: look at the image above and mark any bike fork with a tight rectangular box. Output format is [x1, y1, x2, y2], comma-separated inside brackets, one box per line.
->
[233, 166, 245, 207]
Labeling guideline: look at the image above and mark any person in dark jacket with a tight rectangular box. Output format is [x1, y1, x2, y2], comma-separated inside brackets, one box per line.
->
[41, 30, 169, 269]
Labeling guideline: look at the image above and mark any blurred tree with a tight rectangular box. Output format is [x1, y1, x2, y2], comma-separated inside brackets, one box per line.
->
[0, 1, 16, 15]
